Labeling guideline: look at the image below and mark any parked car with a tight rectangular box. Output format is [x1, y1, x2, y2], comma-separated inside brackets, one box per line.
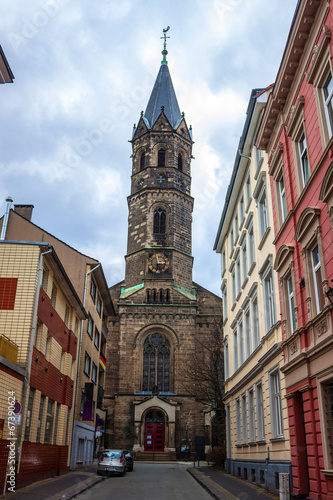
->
[97, 450, 127, 477]
[123, 450, 134, 471]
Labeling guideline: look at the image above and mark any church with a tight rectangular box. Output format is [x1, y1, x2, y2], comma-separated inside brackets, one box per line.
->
[104, 35, 222, 459]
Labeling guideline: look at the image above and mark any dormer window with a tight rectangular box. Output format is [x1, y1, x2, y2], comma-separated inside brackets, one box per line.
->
[178, 154, 183, 171]
[140, 152, 146, 171]
[158, 149, 165, 167]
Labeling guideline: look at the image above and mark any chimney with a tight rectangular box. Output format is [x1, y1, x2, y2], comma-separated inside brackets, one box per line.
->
[14, 204, 34, 221]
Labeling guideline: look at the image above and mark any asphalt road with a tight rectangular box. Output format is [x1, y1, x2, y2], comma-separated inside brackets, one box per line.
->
[75, 462, 213, 500]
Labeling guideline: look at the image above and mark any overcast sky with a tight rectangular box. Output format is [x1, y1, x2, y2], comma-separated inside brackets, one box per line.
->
[0, 0, 298, 296]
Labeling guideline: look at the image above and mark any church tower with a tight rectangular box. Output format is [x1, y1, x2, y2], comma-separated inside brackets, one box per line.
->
[105, 33, 222, 459]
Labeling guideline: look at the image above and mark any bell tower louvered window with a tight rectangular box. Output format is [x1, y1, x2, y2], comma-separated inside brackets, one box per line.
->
[158, 148, 165, 167]
[178, 153, 183, 171]
[142, 333, 170, 392]
[140, 152, 146, 171]
[154, 209, 166, 234]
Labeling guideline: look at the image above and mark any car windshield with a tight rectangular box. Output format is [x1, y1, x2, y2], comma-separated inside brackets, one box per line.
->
[103, 452, 121, 459]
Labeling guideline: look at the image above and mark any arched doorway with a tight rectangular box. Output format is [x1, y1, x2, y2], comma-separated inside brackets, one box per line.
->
[144, 409, 165, 452]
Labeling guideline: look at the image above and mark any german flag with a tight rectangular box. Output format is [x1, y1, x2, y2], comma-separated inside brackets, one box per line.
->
[99, 352, 106, 371]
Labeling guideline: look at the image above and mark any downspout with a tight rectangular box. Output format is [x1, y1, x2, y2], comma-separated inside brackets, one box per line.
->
[4, 246, 52, 496]
[70, 262, 100, 469]
[0, 196, 13, 240]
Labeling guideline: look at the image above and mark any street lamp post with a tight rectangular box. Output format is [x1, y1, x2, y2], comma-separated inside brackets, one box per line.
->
[325, 280, 333, 306]
[185, 422, 189, 462]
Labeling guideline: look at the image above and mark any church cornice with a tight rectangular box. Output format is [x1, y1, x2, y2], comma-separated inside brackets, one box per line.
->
[127, 189, 194, 206]
[125, 245, 193, 260]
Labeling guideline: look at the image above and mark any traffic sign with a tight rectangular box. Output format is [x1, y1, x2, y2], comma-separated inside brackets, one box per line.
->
[13, 402, 21, 414]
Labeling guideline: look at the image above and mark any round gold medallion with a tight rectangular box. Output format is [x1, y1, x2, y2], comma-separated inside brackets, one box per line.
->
[148, 252, 169, 273]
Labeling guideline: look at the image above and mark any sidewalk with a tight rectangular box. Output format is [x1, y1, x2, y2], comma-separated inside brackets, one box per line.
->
[188, 466, 279, 500]
[1, 464, 103, 500]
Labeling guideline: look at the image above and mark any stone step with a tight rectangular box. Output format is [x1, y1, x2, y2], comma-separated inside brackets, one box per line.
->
[135, 451, 176, 462]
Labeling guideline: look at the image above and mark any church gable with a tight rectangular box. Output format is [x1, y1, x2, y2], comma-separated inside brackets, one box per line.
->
[132, 116, 149, 141]
[175, 118, 192, 142]
[150, 111, 173, 132]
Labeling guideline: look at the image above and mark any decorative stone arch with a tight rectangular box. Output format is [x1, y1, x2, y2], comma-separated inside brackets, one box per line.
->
[295, 207, 321, 243]
[133, 396, 177, 453]
[148, 201, 171, 237]
[134, 146, 148, 172]
[133, 323, 179, 393]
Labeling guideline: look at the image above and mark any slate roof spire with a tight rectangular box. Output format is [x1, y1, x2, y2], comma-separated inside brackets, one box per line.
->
[143, 27, 182, 129]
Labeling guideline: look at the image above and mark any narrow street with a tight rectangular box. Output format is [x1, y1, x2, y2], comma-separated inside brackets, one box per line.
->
[75, 463, 213, 500]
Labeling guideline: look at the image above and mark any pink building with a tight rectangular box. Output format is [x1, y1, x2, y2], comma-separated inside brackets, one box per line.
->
[257, 1, 333, 498]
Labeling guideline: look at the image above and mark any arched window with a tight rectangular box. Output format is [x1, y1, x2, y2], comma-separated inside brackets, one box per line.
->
[152, 289, 157, 303]
[142, 333, 170, 392]
[165, 289, 170, 303]
[140, 152, 145, 171]
[159, 289, 164, 303]
[178, 153, 183, 171]
[158, 149, 165, 167]
[146, 289, 151, 303]
[154, 209, 166, 234]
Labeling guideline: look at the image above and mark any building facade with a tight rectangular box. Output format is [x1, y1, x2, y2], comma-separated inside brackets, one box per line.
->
[0, 205, 115, 475]
[0, 241, 85, 491]
[104, 46, 222, 459]
[257, 1, 333, 498]
[214, 89, 291, 495]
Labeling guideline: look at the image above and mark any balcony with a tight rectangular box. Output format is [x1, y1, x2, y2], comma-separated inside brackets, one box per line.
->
[101, 322, 108, 343]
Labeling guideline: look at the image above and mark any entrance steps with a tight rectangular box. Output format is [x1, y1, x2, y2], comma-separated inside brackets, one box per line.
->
[135, 451, 177, 462]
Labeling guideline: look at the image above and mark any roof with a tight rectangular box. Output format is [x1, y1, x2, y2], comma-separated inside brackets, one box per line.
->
[144, 63, 182, 129]
[0, 45, 14, 83]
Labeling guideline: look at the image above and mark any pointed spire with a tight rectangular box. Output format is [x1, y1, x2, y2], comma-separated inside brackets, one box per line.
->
[143, 27, 182, 129]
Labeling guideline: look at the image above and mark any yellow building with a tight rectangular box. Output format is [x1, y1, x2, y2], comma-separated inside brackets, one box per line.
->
[214, 88, 291, 495]
[0, 203, 115, 476]
[0, 241, 86, 491]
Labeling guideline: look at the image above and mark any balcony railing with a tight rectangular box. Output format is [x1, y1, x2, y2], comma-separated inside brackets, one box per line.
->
[97, 385, 104, 406]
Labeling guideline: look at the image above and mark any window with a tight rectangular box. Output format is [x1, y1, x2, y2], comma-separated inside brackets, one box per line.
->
[295, 207, 328, 319]
[254, 173, 269, 244]
[153, 209, 166, 234]
[260, 259, 276, 332]
[178, 153, 183, 171]
[87, 314, 94, 338]
[322, 69, 333, 138]
[236, 398, 241, 444]
[44, 399, 54, 444]
[64, 305, 70, 326]
[222, 281, 228, 322]
[247, 216, 255, 269]
[310, 243, 325, 313]
[234, 213, 239, 241]
[241, 393, 247, 444]
[240, 195, 245, 223]
[24, 388, 35, 441]
[231, 265, 236, 305]
[226, 404, 231, 458]
[36, 395, 45, 443]
[65, 407, 71, 445]
[235, 252, 241, 297]
[244, 304, 251, 358]
[158, 148, 165, 167]
[41, 267, 49, 291]
[224, 339, 229, 379]
[278, 171, 287, 223]
[60, 350, 65, 372]
[92, 363, 97, 384]
[233, 325, 238, 371]
[90, 278, 96, 303]
[80, 389, 85, 414]
[256, 381, 265, 441]
[94, 327, 100, 349]
[287, 277, 296, 334]
[222, 248, 226, 276]
[245, 174, 251, 208]
[298, 130, 310, 187]
[96, 294, 102, 316]
[241, 236, 248, 283]
[251, 291, 260, 349]
[248, 388, 255, 442]
[35, 321, 41, 348]
[45, 334, 51, 360]
[254, 146, 263, 174]
[140, 152, 145, 171]
[53, 403, 61, 444]
[51, 284, 57, 307]
[269, 368, 283, 438]
[84, 352, 91, 376]
[142, 333, 170, 392]
[238, 318, 244, 366]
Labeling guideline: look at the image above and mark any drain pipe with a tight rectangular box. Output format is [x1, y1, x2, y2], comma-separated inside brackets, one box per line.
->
[3, 245, 52, 497]
[0, 196, 13, 240]
[70, 262, 100, 469]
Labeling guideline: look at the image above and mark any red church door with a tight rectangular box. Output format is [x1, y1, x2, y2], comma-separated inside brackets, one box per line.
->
[144, 423, 164, 451]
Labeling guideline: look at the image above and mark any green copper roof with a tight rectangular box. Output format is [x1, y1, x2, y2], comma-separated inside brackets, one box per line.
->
[143, 63, 182, 129]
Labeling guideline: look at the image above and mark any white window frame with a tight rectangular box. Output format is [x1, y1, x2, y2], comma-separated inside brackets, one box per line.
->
[241, 393, 247, 444]
[238, 317, 244, 366]
[278, 170, 287, 223]
[287, 276, 296, 334]
[235, 251, 241, 298]
[269, 367, 283, 439]
[248, 387, 255, 442]
[311, 243, 325, 314]
[260, 258, 276, 332]
[250, 289, 260, 349]
[236, 398, 241, 445]
[297, 128, 311, 187]
[241, 235, 248, 284]
[256, 381, 265, 441]
[244, 303, 251, 358]
[222, 281, 228, 322]
[233, 325, 238, 372]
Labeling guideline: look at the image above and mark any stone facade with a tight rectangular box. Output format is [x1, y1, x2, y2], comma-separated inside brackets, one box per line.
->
[104, 57, 222, 457]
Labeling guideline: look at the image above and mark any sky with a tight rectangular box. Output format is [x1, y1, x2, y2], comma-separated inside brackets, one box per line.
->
[0, 0, 299, 296]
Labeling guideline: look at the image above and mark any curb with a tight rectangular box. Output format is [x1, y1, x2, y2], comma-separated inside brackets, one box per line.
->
[187, 468, 238, 500]
[47, 475, 104, 500]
